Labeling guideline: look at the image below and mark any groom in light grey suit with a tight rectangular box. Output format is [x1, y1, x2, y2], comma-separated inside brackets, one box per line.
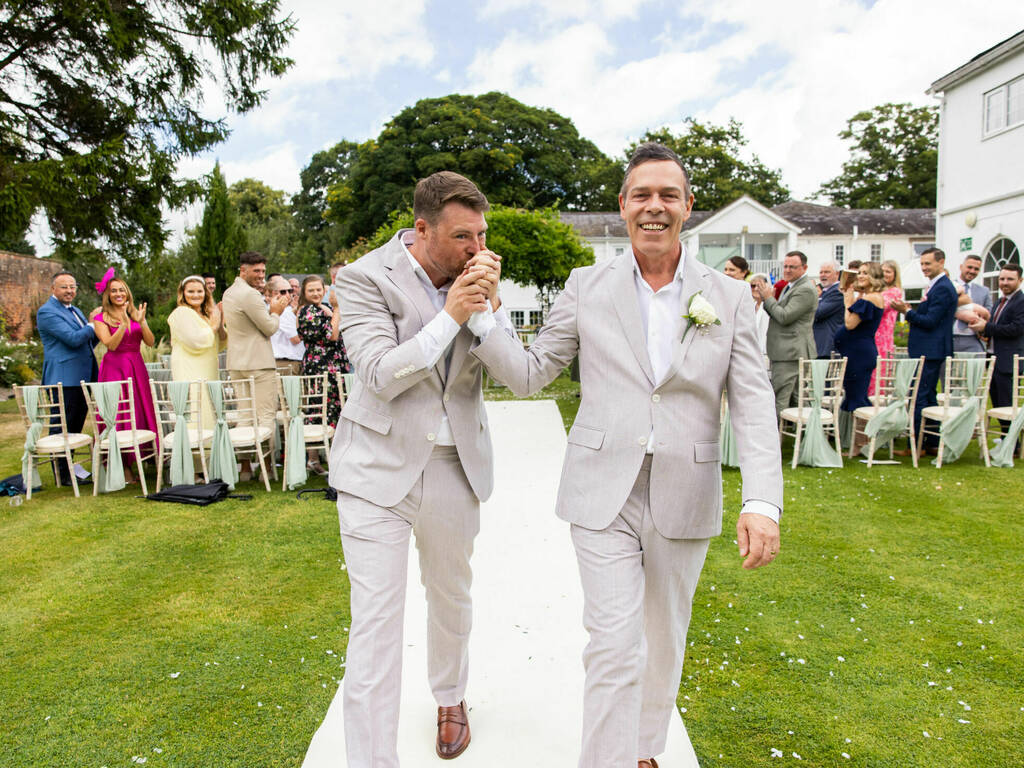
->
[328, 171, 511, 766]
[473, 143, 783, 768]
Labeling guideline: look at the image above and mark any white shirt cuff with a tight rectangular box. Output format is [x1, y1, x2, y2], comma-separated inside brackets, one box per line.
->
[740, 499, 780, 524]
[467, 306, 496, 339]
[492, 305, 516, 335]
[416, 310, 461, 367]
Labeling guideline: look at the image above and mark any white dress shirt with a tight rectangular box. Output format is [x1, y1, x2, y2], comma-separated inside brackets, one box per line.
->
[631, 247, 780, 524]
[400, 231, 514, 444]
[271, 305, 304, 360]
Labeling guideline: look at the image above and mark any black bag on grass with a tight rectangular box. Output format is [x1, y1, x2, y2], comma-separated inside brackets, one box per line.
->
[146, 480, 250, 506]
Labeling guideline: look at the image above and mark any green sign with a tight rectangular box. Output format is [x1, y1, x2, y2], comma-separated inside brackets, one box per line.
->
[960, 237, 972, 252]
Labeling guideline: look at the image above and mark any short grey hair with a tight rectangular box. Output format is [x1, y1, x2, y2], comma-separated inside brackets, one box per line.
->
[621, 142, 691, 198]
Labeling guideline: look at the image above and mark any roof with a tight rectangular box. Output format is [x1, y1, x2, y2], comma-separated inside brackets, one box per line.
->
[928, 29, 1024, 94]
[558, 211, 712, 237]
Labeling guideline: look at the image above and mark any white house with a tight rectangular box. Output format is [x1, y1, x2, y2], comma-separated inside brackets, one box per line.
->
[928, 29, 1024, 300]
[499, 198, 934, 328]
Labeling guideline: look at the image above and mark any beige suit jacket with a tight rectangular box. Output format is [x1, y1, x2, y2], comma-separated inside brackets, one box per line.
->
[222, 276, 279, 370]
[763, 273, 818, 362]
[471, 252, 783, 539]
[327, 233, 498, 508]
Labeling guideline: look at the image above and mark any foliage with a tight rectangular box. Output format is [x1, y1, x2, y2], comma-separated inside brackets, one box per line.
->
[322, 92, 622, 244]
[292, 140, 360, 259]
[196, 162, 247, 290]
[362, 205, 594, 318]
[0, 331, 41, 386]
[230, 178, 290, 228]
[229, 178, 321, 274]
[0, 0, 294, 263]
[893, 319, 910, 348]
[629, 119, 790, 209]
[817, 103, 938, 209]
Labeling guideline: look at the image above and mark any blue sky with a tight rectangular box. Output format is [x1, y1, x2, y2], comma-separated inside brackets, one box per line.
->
[28, 0, 1024, 253]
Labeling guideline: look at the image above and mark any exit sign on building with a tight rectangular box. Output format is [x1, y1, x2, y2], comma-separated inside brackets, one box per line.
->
[960, 237, 972, 252]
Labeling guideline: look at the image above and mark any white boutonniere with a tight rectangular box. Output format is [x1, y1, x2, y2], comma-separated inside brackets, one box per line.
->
[681, 291, 721, 342]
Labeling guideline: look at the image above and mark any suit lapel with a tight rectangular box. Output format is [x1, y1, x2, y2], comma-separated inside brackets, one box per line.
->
[609, 254, 655, 386]
[662, 254, 712, 387]
[445, 326, 473, 389]
[383, 234, 441, 330]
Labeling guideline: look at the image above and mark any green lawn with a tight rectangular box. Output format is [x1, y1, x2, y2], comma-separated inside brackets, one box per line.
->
[1, 380, 1022, 767]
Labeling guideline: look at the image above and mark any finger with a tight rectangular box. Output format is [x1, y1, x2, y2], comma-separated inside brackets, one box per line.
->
[736, 519, 750, 558]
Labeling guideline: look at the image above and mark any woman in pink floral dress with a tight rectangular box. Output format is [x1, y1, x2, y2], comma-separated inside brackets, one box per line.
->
[869, 260, 904, 395]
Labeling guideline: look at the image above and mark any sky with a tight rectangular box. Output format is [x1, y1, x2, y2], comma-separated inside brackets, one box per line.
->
[28, 0, 1024, 255]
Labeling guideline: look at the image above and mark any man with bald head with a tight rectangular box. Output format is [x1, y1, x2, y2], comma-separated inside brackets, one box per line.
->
[814, 261, 844, 358]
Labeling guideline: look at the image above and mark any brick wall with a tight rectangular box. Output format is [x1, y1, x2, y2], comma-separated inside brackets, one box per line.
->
[0, 250, 64, 341]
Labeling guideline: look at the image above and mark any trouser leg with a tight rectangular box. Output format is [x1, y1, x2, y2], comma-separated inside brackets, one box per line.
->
[771, 361, 799, 415]
[54, 385, 87, 483]
[914, 358, 942, 448]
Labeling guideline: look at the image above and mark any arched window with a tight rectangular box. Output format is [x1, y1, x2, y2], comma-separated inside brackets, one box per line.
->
[982, 237, 1020, 302]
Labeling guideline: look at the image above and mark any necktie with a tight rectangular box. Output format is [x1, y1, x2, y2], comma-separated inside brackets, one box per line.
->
[780, 283, 792, 300]
[68, 305, 84, 327]
[992, 297, 1008, 324]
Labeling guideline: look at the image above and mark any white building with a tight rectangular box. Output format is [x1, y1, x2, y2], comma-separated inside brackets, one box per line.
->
[499, 199, 934, 328]
[928, 29, 1024, 300]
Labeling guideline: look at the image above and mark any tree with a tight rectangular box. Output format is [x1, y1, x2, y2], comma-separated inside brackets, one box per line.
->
[230, 178, 290, 228]
[323, 92, 622, 244]
[628, 119, 789, 210]
[817, 103, 938, 209]
[0, 1, 293, 263]
[228, 177, 320, 273]
[195, 163, 246, 290]
[292, 140, 360, 258]
[364, 205, 594, 319]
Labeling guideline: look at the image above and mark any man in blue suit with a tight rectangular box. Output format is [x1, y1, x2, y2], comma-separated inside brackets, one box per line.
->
[36, 271, 98, 484]
[892, 248, 958, 454]
[813, 261, 844, 358]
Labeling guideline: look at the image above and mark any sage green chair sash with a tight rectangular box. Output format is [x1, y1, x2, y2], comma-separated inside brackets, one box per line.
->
[206, 380, 238, 489]
[93, 382, 126, 493]
[861, 358, 919, 455]
[720, 401, 739, 467]
[167, 381, 195, 486]
[797, 360, 843, 467]
[989, 408, 1024, 468]
[20, 385, 43, 488]
[281, 376, 308, 489]
[936, 358, 985, 464]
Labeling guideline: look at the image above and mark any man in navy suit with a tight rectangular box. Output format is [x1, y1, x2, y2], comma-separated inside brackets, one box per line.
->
[892, 248, 958, 453]
[969, 264, 1024, 432]
[813, 261, 844, 358]
[36, 271, 98, 484]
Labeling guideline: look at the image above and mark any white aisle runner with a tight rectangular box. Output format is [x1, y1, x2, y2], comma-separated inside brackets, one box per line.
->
[301, 400, 700, 767]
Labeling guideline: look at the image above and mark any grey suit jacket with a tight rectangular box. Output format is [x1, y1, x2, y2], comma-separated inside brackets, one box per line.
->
[327, 232, 498, 508]
[763, 273, 818, 362]
[471, 252, 783, 539]
[954, 281, 993, 336]
[222, 276, 279, 370]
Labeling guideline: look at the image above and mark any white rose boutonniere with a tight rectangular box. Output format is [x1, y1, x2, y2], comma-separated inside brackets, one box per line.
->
[681, 291, 721, 342]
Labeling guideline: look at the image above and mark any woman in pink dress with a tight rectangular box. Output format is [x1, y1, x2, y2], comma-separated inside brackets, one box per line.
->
[869, 259, 905, 396]
[91, 274, 159, 483]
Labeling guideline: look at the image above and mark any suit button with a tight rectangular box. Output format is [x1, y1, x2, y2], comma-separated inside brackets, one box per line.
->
[393, 372, 402, 379]
[427, 433, 436, 442]
[443, 393, 450, 403]
[651, 394, 661, 403]
[638, 437, 648, 446]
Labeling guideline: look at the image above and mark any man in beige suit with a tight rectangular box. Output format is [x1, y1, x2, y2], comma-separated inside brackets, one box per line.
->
[327, 172, 511, 767]
[222, 251, 289, 478]
[472, 143, 783, 768]
[753, 252, 818, 414]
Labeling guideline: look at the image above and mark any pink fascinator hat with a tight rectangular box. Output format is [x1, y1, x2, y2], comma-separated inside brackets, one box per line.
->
[95, 267, 116, 294]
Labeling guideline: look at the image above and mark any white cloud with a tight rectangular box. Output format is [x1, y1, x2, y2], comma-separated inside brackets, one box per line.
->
[480, 0, 657, 23]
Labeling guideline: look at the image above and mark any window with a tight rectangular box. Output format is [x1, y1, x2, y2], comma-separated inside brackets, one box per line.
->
[870, 243, 883, 259]
[528, 310, 543, 327]
[984, 76, 1024, 136]
[913, 242, 936, 258]
[510, 310, 525, 329]
[982, 237, 1021, 302]
[833, 244, 845, 266]
[614, 247, 625, 258]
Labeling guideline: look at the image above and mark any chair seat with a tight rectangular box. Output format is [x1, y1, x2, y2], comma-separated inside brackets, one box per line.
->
[921, 405, 970, 422]
[302, 423, 335, 442]
[99, 429, 157, 448]
[987, 406, 1016, 420]
[35, 433, 93, 452]
[228, 425, 273, 445]
[853, 406, 885, 420]
[160, 428, 214, 449]
[780, 407, 834, 425]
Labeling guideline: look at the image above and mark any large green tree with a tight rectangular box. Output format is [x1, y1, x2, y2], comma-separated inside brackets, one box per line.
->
[292, 140, 360, 258]
[0, 0, 293, 263]
[629, 119, 789, 210]
[323, 92, 622, 245]
[228, 177, 319, 273]
[817, 102, 938, 209]
[195, 162, 246, 289]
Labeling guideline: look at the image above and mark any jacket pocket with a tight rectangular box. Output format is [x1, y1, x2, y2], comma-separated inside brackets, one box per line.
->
[567, 424, 605, 450]
[694, 441, 719, 463]
[341, 402, 393, 435]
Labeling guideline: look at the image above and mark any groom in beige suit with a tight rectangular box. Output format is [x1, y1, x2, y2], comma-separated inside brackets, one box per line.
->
[328, 172, 511, 767]
[473, 143, 784, 768]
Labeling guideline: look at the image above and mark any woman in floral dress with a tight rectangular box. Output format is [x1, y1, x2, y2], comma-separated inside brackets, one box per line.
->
[869, 260, 905, 396]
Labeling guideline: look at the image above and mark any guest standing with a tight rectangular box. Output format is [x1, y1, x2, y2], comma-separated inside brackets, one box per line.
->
[750, 274, 770, 359]
[813, 261, 843, 358]
[952, 254, 992, 355]
[722, 255, 750, 281]
[969, 264, 1024, 435]
[835, 263, 885, 413]
[90, 274, 158, 484]
[869, 260, 905, 395]
[167, 275, 225, 427]
[270, 276, 305, 375]
[297, 275, 350, 437]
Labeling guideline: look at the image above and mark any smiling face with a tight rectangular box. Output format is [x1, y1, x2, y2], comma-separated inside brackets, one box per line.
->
[108, 280, 128, 307]
[416, 202, 488, 283]
[204, 276, 217, 295]
[854, 265, 871, 292]
[999, 268, 1022, 296]
[723, 260, 746, 280]
[240, 261, 266, 290]
[182, 279, 206, 309]
[303, 278, 325, 305]
[920, 252, 944, 280]
[960, 258, 981, 283]
[619, 160, 694, 262]
[781, 254, 807, 282]
[52, 274, 77, 305]
[882, 264, 896, 286]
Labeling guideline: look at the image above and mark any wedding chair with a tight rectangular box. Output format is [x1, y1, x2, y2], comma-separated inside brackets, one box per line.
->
[779, 357, 846, 468]
[277, 373, 334, 490]
[82, 378, 159, 495]
[334, 371, 356, 401]
[13, 384, 93, 499]
[207, 377, 275, 491]
[919, 356, 995, 468]
[987, 354, 1024, 464]
[849, 356, 924, 467]
[150, 379, 212, 492]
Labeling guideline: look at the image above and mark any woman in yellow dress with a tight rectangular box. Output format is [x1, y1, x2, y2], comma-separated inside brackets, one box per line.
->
[167, 275, 225, 427]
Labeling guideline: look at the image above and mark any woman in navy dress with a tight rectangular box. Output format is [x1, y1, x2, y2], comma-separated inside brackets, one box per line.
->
[834, 262, 886, 412]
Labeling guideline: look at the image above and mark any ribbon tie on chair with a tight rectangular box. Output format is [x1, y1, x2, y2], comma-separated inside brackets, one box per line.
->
[861, 358, 919, 455]
[20, 385, 43, 489]
[93, 382, 126, 493]
[798, 360, 843, 468]
[935, 358, 985, 464]
[206, 380, 238, 489]
[167, 381, 195, 486]
[281, 376, 308, 490]
[990, 406, 1024, 468]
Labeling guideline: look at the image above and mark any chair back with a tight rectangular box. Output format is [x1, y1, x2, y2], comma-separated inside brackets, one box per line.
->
[334, 371, 355, 404]
[796, 357, 846, 412]
[82, 378, 143, 439]
[14, 383, 70, 437]
[278, 372, 330, 424]
[149, 379, 204, 442]
[1013, 355, 1024, 417]
[218, 376, 260, 428]
[940, 357, 995, 415]
[870, 356, 924, 416]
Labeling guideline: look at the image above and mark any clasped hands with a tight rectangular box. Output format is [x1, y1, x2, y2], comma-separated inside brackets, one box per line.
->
[444, 250, 502, 325]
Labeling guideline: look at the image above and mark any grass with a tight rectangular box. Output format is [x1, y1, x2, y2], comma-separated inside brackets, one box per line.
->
[2, 375, 1022, 767]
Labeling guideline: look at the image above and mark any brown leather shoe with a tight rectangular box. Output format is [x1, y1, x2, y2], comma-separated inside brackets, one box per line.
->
[436, 700, 470, 759]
